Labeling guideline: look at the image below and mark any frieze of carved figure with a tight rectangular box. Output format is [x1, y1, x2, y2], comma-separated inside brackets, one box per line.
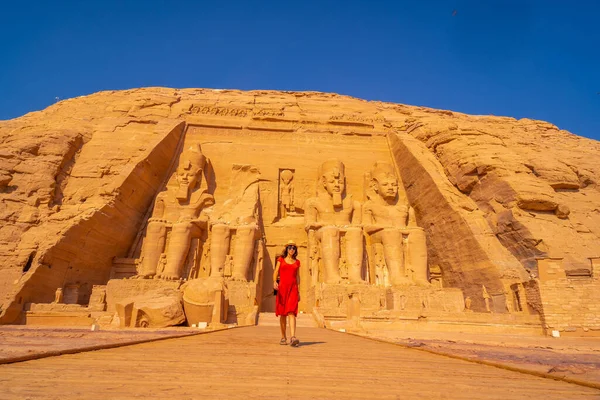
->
[304, 159, 363, 284]
[362, 162, 428, 286]
[279, 169, 295, 219]
[137, 144, 215, 280]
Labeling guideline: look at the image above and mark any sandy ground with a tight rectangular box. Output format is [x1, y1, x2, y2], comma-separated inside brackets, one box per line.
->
[357, 329, 600, 387]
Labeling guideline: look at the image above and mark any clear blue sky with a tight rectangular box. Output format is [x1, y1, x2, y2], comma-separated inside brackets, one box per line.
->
[1, 0, 599, 140]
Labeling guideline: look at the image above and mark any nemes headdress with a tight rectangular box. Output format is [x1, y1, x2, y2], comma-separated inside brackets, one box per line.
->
[370, 162, 396, 182]
[180, 144, 207, 170]
[318, 159, 345, 179]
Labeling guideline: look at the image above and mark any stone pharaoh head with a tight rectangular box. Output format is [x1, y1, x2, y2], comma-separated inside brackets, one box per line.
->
[318, 159, 345, 206]
[370, 162, 398, 202]
[176, 144, 207, 200]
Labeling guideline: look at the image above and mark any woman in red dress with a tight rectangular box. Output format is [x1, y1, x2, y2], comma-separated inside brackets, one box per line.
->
[273, 240, 301, 346]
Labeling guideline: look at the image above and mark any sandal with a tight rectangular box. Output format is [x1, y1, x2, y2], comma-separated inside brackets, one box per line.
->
[290, 336, 300, 347]
[280, 338, 288, 345]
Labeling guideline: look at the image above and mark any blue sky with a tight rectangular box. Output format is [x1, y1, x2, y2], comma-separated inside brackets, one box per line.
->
[1, 0, 599, 140]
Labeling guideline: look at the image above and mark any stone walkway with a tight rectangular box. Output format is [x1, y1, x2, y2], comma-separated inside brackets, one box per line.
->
[1, 326, 599, 399]
[0, 325, 200, 363]
[356, 329, 600, 387]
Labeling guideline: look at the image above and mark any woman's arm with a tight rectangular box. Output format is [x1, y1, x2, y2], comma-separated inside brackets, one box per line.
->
[273, 260, 281, 290]
[296, 260, 301, 301]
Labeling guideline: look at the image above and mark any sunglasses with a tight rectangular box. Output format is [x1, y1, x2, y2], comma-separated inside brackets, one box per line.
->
[286, 245, 297, 250]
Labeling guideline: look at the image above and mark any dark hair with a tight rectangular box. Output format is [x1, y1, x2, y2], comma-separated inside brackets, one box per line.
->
[281, 245, 297, 260]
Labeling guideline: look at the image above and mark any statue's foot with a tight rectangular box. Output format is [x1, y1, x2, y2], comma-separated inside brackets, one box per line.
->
[156, 273, 181, 281]
[414, 279, 431, 287]
[132, 274, 155, 280]
[348, 279, 367, 285]
[391, 277, 414, 286]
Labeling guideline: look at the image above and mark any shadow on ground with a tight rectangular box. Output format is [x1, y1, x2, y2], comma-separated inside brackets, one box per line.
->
[297, 341, 325, 347]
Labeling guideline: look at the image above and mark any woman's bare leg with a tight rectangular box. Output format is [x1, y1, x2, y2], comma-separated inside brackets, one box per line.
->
[279, 315, 287, 340]
[289, 314, 297, 338]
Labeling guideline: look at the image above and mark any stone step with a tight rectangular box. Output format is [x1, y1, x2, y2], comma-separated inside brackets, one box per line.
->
[257, 312, 318, 327]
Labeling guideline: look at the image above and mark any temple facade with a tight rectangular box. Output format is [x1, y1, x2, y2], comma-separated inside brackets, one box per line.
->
[1, 88, 598, 336]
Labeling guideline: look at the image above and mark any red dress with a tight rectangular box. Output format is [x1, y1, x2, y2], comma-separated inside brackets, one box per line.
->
[275, 257, 300, 317]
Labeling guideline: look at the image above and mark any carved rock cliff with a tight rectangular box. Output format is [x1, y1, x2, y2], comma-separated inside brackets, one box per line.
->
[0, 88, 598, 322]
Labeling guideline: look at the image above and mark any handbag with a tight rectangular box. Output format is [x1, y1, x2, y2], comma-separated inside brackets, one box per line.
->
[273, 278, 280, 296]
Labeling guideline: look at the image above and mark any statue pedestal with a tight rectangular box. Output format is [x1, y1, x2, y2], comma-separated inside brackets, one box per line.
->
[225, 279, 260, 326]
[310, 283, 465, 322]
[181, 278, 259, 327]
[106, 279, 185, 328]
[105, 279, 182, 313]
[22, 303, 95, 327]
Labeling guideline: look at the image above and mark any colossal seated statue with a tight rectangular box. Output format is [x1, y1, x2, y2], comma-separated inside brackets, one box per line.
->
[305, 159, 363, 284]
[137, 144, 215, 280]
[362, 162, 428, 286]
[209, 164, 261, 281]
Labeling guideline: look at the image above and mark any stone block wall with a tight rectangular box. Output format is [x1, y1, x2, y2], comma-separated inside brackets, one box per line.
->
[536, 257, 600, 335]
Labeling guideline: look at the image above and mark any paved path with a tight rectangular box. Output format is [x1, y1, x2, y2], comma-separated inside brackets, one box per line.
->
[358, 329, 600, 387]
[1, 326, 599, 399]
[0, 325, 199, 363]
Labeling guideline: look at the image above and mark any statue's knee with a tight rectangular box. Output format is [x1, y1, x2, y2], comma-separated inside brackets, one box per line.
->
[147, 221, 165, 234]
[345, 227, 362, 241]
[237, 224, 258, 238]
[321, 226, 339, 239]
[212, 224, 229, 235]
[172, 223, 191, 235]
[381, 228, 402, 243]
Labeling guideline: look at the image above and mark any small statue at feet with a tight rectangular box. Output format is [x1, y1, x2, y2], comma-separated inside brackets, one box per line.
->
[52, 287, 64, 304]
[482, 285, 491, 312]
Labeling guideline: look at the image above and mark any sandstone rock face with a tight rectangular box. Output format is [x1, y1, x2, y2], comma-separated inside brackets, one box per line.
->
[0, 88, 598, 334]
